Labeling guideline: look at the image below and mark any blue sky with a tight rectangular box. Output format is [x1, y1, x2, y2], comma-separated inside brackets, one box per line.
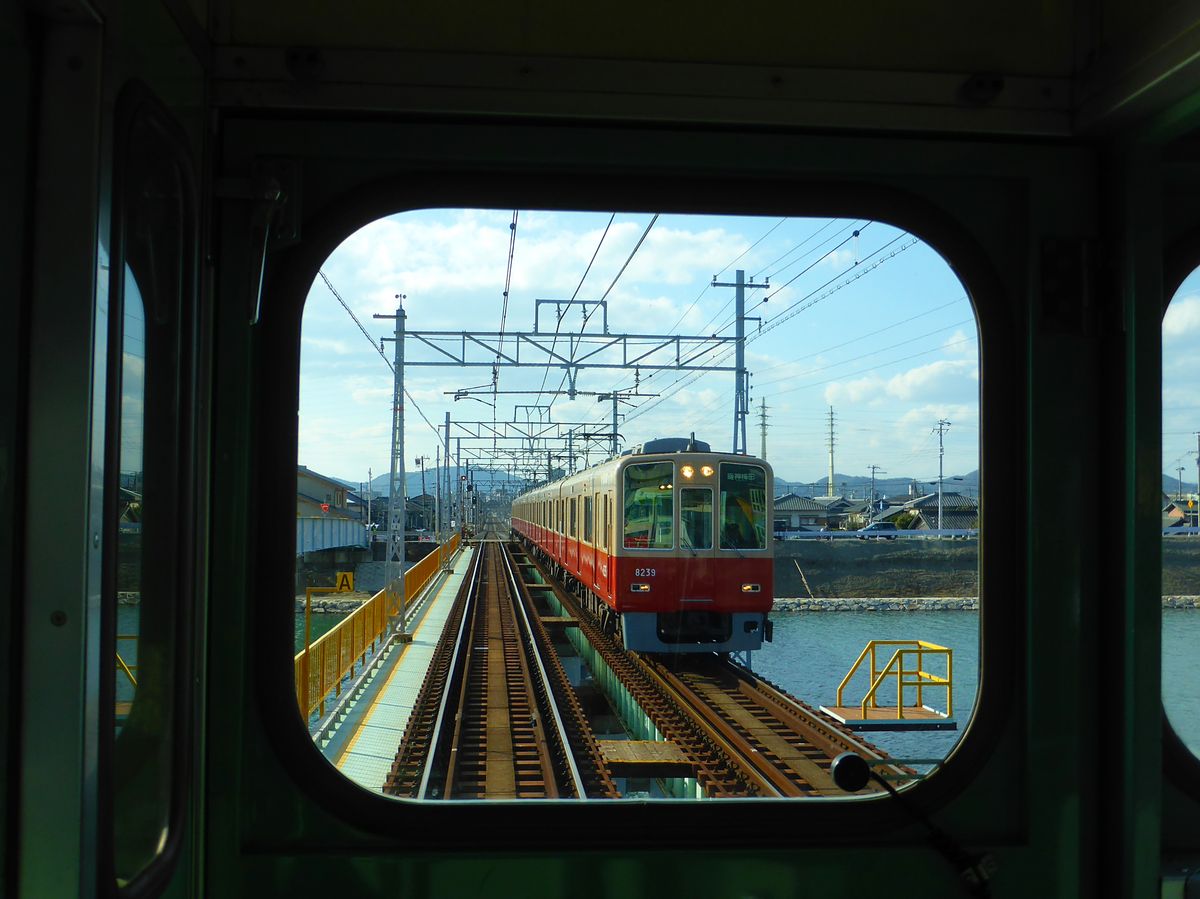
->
[1165, 267, 1200, 491]
[299, 210, 982, 488]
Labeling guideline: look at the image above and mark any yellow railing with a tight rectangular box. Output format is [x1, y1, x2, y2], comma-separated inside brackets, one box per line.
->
[294, 532, 461, 719]
[835, 640, 953, 720]
[116, 634, 139, 688]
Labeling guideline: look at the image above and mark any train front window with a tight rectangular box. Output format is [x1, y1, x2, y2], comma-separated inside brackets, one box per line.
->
[623, 462, 675, 549]
[294, 208, 980, 803]
[719, 463, 767, 550]
[680, 487, 713, 550]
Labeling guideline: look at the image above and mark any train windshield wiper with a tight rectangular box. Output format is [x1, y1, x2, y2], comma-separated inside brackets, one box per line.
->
[680, 535, 697, 557]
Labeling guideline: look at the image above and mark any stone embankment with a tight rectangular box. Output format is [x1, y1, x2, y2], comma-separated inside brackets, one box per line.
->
[294, 591, 374, 614]
[775, 596, 1200, 611]
[774, 597, 978, 612]
[1164, 596, 1200, 608]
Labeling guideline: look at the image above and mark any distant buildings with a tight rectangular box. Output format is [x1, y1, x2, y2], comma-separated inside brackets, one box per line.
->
[772, 489, 979, 533]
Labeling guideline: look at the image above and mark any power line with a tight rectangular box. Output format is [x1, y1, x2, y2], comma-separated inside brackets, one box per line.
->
[316, 270, 444, 443]
[533, 213, 616, 408]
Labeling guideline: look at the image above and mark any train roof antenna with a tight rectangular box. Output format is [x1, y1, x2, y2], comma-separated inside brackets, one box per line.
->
[686, 432, 696, 452]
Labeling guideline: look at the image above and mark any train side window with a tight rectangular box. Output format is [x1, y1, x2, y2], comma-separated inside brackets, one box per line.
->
[104, 87, 196, 890]
[1163, 265, 1200, 761]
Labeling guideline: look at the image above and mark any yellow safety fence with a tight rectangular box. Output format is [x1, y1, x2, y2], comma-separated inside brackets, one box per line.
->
[294, 532, 461, 720]
[836, 639, 953, 720]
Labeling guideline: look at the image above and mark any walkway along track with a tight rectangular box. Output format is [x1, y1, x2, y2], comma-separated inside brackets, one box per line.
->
[384, 542, 617, 799]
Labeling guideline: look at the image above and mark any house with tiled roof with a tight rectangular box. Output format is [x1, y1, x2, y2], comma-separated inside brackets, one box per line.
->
[1164, 494, 1199, 529]
[894, 492, 979, 530]
[773, 493, 826, 531]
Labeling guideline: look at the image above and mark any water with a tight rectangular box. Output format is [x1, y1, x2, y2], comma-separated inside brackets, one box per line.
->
[757, 609, 1200, 767]
[294, 611, 350, 652]
[1164, 610, 1200, 755]
[756, 611, 979, 765]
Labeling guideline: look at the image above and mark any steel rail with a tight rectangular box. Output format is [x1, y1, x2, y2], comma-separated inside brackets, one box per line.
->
[417, 547, 484, 799]
[497, 542, 589, 799]
[635, 658, 800, 796]
[516, 545, 759, 797]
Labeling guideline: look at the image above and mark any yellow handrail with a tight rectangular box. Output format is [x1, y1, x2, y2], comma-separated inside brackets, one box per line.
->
[116, 652, 138, 688]
[294, 532, 461, 719]
[835, 639, 953, 720]
[116, 634, 139, 688]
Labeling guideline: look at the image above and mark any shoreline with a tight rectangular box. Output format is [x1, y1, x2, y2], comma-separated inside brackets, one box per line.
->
[775, 595, 1200, 612]
[287, 594, 1200, 615]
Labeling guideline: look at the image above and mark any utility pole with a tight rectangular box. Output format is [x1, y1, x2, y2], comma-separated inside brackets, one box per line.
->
[759, 398, 769, 460]
[367, 466, 373, 531]
[1192, 430, 1200, 527]
[374, 296, 409, 639]
[1178, 466, 1186, 501]
[868, 465, 886, 505]
[443, 411, 452, 532]
[712, 270, 767, 454]
[827, 406, 836, 497]
[416, 455, 430, 529]
[935, 418, 952, 531]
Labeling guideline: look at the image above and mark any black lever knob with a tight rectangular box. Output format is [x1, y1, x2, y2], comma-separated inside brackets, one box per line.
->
[831, 751, 872, 792]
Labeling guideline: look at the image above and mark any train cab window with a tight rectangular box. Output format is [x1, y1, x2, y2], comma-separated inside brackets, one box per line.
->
[623, 462, 675, 549]
[1163, 265, 1200, 760]
[295, 209, 980, 801]
[719, 463, 768, 550]
[104, 91, 196, 887]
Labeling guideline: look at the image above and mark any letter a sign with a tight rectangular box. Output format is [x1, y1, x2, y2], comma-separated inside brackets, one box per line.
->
[336, 571, 354, 592]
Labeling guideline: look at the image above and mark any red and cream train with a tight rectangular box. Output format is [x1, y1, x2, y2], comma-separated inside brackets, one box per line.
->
[511, 438, 774, 653]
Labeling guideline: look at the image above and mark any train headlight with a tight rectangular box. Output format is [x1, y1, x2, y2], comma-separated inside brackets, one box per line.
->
[740, 583, 761, 593]
[630, 583, 651, 592]
[681, 465, 694, 479]
[701, 465, 714, 477]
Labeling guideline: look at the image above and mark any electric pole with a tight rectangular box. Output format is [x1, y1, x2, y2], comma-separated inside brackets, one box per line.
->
[827, 406, 836, 497]
[712, 270, 767, 454]
[935, 418, 951, 531]
[759, 398, 768, 460]
[374, 296, 409, 639]
[868, 464, 886, 505]
[1178, 466, 1186, 501]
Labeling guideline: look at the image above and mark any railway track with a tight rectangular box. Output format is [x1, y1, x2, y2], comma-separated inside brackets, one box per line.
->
[513, 539, 908, 797]
[384, 541, 616, 799]
[639, 655, 910, 796]
[386, 537, 907, 800]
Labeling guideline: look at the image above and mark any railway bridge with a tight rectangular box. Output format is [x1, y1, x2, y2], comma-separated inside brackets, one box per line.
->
[299, 527, 919, 800]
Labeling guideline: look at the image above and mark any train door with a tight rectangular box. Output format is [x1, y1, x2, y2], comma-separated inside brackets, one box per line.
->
[582, 489, 595, 589]
[15, 8, 207, 898]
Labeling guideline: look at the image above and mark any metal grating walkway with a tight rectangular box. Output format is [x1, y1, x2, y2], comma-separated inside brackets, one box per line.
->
[331, 546, 475, 792]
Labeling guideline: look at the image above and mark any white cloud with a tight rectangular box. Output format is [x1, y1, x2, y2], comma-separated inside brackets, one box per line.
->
[821, 248, 855, 269]
[884, 358, 978, 401]
[1164, 294, 1200, 341]
[301, 336, 353, 355]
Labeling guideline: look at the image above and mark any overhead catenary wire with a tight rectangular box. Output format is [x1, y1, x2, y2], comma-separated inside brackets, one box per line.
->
[533, 213, 617, 408]
[617, 233, 920, 428]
